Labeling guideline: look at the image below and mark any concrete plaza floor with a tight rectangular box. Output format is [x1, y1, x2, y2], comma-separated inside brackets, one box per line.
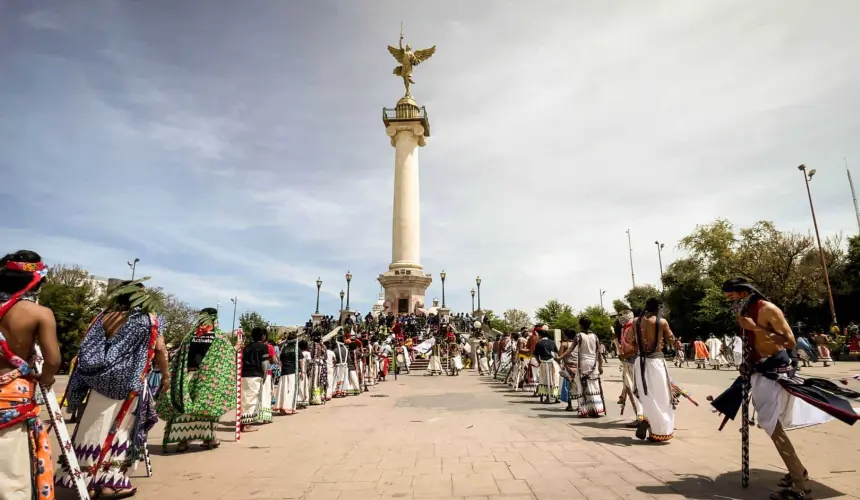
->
[51, 360, 860, 500]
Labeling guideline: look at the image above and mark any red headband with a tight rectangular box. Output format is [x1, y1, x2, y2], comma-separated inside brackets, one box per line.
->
[0, 261, 47, 319]
[5, 261, 46, 273]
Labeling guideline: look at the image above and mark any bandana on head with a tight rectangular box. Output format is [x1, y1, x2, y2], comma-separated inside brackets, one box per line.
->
[0, 260, 47, 318]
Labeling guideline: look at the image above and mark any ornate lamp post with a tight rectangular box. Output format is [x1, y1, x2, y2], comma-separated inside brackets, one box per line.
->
[470, 288, 475, 313]
[127, 257, 140, 280]
[655, 241, 665, 289]
[440, 269, 447, 307]
[315, 277, 323, 314]
[475, 276, 482, 311]
[599, 289, 606, 310]
[230, 296, 238, 335]
[339, 290, 345, 311]
[345, 271, 353, 310]
[798, 164, 838, 325]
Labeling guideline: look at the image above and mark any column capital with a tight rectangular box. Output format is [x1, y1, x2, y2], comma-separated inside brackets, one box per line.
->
[386, 122, 427, 148]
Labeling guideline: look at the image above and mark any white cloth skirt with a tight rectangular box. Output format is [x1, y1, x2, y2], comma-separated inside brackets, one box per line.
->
[241, 376, 264, 424]
[55, 391, 139, 490]
[332, 363, 348, 397]
[751, 373, 833, 437]
[633, 357, 674, 440]
[0, 424, 35, 500]
[297, 373, 310, 407]
[260, 373, 273, 422]
[621, 361, 643, 418]
[452, 355, 464, 371]
[346, 369, 361, 395]
[426, 355, 443, 375]
[325, 363, 335, 400]
[274, 373, 298, 413]
[537, 359, 560, 397]
[479, 357, 490, 374]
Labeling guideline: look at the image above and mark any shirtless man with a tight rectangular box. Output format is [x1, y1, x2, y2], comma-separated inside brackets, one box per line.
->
[722, 278, 814, 499]
[0, 250, 61, 500]
[627, 298, 676, 442]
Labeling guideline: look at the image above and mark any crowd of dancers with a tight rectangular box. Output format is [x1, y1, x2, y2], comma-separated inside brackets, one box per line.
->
[476, 287, 860, 500]
[1, 249, 859, 500]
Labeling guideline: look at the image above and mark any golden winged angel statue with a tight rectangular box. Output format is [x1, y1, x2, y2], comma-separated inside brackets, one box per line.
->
[387, 26, 436, 98]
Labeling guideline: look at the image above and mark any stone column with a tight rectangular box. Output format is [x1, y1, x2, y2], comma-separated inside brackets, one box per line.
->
[386, 122, 426, 271]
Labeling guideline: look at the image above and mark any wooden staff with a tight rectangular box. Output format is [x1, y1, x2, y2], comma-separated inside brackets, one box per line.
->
[34, 345, 89, 500]
[741, 327, 751, 489]
[234, 328, 244, 442]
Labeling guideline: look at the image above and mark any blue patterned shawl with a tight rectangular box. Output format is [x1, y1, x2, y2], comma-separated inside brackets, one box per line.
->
[66, 309, 162, 410]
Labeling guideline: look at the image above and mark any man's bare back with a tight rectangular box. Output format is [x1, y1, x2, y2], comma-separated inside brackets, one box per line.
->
[0, 301, 60, 385]
[633, 315, 675, 353]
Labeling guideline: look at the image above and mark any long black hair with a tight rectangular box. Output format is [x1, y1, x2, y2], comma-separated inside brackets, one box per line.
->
[0, 250, 45, 295]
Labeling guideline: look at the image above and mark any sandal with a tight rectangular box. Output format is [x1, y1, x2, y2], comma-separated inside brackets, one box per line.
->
[202, 439, 221, 450]
[778, 470, 808, 488]
[635, 421, 649, 440]
[769, 488, 810, 500]
[98, 487, 138, 499]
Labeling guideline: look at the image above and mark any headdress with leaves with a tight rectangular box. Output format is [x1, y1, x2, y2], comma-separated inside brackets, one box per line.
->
[103, 277, 164, 315]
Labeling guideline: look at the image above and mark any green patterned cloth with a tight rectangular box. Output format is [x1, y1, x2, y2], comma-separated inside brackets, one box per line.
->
[157, 329, 236, 445]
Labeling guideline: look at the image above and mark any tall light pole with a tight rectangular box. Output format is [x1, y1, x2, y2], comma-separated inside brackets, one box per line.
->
[845, 158, 860, 234]
[626, 229, 636, 288]
[655, 241, 665, 289]
[798, 164, 838, 326]
[599, 289, 606, 310]
[470, 288, 476, 313]
[315, 277, 323, 314]
[475, 276, 482, 312]
[440, 270, 447, 307]
[230, 296, 238, 335]
[339, 290, 345, 311]
[345, 271, 352, 310]
[127, 257, 140, 280]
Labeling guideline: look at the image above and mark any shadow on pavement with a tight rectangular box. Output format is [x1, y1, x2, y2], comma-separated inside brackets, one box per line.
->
[581, 435, 653, 447]
[638, 469, 846, 499]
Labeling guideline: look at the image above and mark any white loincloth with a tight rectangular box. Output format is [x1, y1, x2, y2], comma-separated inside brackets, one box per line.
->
[633, 357, 674, 439]
[750, 373, 833, 437]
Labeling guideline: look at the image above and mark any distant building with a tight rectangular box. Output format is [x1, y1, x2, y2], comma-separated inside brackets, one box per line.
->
[87, 275, 111, 296]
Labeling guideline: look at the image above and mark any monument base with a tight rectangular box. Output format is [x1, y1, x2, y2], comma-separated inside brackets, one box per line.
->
[378, 270, 432, 315]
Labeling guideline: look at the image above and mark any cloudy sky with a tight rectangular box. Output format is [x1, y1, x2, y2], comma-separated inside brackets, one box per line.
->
[2, 1, 860, 325]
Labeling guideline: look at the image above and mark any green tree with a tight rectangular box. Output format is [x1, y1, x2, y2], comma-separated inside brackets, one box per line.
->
[38, 265, 99, 370]
[502, 309, 531, 331]
[579, 305, 613, 343]
[624, 285, 662, 313]
[239, 311, 270, 339]
[611, 299, 630, 313]
[534, 299, 573, 327]
[553, 310, 579, 330]
[159, 294, 197, 346]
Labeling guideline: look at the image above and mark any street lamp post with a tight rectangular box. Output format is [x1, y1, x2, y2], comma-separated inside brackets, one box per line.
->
[599, 289, 606, 310]
[655, 241, 665, 289]
[230, 296, 238, 335]
[440, 270, 447, 307]
[470, 288, 476, 313]
[626, 229, 636, 288]
[345, 271, 352, 310]
[798, 164, 838, 325]
[127, 257, 140, 280]
[339, 290, 345, 311]
[475, 276, 482, 311]
[315, 277, 322, 314]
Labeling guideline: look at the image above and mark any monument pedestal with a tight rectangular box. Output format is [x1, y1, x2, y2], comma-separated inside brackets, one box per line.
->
[378, 270, 432, 315]
[311, 314, 324, 327]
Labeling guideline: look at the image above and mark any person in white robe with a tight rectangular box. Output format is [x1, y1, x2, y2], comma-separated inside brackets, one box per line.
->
[325, 341, 336, 400]
[574, 319, 605, 417]
[705, 334, 725, 369]
[631, 298, 676, 443]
